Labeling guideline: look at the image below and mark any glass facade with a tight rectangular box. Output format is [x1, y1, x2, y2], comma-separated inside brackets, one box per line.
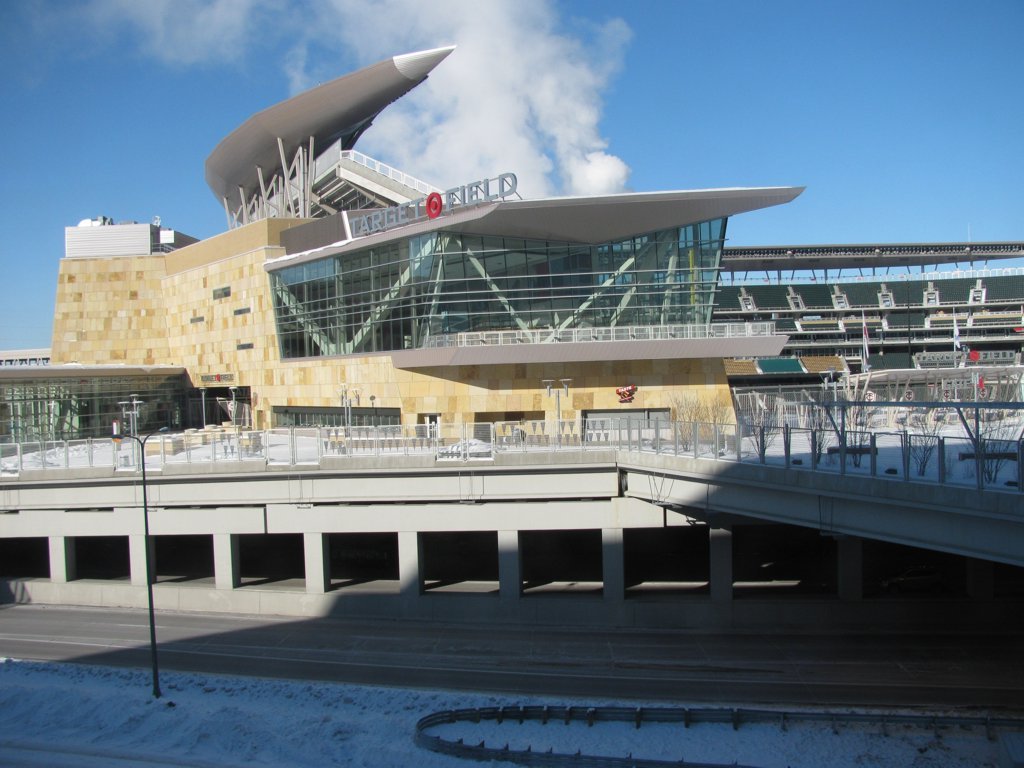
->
[0, 373, 187, 442]
[270, 220, 728, 358]
[273, 406, 400, 428]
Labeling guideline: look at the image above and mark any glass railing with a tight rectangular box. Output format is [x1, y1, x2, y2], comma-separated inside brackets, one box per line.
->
[423, 322, 777, 349]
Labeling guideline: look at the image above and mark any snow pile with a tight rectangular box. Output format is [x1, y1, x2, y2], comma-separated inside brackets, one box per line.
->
[0, 658, 1005, 767]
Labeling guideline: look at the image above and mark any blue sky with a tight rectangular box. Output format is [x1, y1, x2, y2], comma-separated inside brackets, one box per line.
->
[1, 0, 1022, 349]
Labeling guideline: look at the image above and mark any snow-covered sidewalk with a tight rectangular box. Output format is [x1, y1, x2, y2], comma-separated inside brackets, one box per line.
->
[0, 658, 1009, 767]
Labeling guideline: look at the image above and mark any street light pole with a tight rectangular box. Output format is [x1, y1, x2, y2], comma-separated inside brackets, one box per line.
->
[112, 424, 168, 700]
[541, 378, 572, 447]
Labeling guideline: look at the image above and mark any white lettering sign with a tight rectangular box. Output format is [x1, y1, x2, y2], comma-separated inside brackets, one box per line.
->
[350, 173, 517, 237]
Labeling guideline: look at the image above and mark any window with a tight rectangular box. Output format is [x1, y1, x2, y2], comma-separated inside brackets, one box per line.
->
[833, 293, 849, 310]
[233, 306, 251, 316]
[272, 405, 400, 428]
[236, 342, 253, 350]
[969, 287, 986, 304]
[878, 291, 894, 308]
[213, 286, 231, 300]
[189, 316, 205, 324]
[923, 290, 939, 306]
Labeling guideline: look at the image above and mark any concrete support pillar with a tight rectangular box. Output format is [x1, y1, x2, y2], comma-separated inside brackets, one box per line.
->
[498, 530, 521, 600]
[48, 536, 75, 583]
[303, 532, 330, 594]
[709, 524, 733, 605]
[966, 559, 994, 600]
[213, 533, 240, 590]
[398, 531, 422, 600]
[602, 528, 625, 603]
[129, 534, 155, 587]
[837, 536, 863, 601]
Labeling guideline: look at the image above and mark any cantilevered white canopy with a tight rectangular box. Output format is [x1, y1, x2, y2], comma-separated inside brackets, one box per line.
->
[205, 46, 455, 206]
[274, 185, 805, 268]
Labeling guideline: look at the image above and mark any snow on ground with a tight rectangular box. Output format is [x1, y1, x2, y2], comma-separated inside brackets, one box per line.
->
[0, 658, 1006, 767]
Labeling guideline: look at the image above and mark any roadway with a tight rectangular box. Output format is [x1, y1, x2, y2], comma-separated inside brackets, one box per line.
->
[1, 604, 1021, 710]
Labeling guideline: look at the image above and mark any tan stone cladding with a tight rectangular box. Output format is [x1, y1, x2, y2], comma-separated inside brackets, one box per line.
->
[51, 254, 169, 365]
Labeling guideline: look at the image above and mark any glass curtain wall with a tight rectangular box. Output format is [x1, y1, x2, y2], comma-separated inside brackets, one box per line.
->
[0, 374, 187, 442]
[271, 219, 727, 359]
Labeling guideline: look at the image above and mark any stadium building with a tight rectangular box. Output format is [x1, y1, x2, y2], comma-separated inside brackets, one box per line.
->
[1, 47, 1022, 630]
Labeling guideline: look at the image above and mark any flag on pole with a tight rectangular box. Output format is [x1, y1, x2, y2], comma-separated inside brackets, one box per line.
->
[861, 310, 870, 371]
[953, 314, 961, 351]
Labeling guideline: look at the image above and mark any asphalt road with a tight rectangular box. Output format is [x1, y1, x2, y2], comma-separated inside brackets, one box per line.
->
[1, 603, 1022, 710]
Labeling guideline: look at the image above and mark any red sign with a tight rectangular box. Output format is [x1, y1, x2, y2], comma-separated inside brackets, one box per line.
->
[425, 192, 443, 219]
[616, 384, 637, 403]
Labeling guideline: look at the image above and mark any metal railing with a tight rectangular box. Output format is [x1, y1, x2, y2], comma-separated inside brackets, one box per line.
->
[423, 322, 777, 349]
[339, 150, 438, 195]
[2, 411, 1021, 495]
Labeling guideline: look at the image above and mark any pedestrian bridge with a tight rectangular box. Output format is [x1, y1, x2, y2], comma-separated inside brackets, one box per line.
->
[617, 448, 1024, 567]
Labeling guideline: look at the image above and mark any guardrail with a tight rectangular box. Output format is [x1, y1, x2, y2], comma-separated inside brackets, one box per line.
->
[1, 410, 1021, 494]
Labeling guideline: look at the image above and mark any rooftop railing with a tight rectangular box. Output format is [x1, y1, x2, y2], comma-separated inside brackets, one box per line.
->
[338, 150, 438, 196]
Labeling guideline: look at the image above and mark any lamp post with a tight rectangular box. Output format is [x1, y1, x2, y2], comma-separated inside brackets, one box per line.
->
[542, 378, 572, 446]
[821, 368, 838, 403]
[340, 386, 359, 433]
[199, 387, 208, 429]
[118, 398, 140, 438]
[229, 386, 238, 427]
[112, 423, 168, 700]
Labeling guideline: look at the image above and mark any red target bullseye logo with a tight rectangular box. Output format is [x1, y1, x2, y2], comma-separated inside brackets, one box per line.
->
[425, 192, 443, 219]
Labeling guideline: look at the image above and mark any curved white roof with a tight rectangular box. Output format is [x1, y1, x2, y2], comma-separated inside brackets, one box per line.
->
[205, 46, 454, 205]
[274, 186, 805, 269]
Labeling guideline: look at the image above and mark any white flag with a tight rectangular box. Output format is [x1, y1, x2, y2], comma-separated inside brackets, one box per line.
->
[861, 311, 870, 371]
[953, 314, 961, 351]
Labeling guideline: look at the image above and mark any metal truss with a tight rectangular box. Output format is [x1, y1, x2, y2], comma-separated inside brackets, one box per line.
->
[223, 138, 316, 229]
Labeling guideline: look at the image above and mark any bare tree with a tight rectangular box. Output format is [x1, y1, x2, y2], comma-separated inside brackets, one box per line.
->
[830, 401, 871, 469]
[733, 391, 782, 462]
[907, 407, 945, 477]
[802, 401, 834, 467]
[977, 410, 1023, 485]
[668, 391, 734, 454]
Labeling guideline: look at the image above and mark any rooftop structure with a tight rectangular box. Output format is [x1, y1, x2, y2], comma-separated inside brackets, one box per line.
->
[722, 241, 1024, 276]
[206, 46, 454, 228]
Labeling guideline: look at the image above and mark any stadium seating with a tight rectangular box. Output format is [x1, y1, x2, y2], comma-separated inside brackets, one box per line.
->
[983, 274, 1024, 303]
[799, 355, 847, 374]
[723, 358, 759, 376]
[757, 357, 805, 374]
[793, 284, 833, 309]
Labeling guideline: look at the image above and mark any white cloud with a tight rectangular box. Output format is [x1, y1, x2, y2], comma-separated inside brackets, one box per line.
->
[72, 0, 632, 197]
[294, 0, 633, 197]
[81, 0, 273, 67]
